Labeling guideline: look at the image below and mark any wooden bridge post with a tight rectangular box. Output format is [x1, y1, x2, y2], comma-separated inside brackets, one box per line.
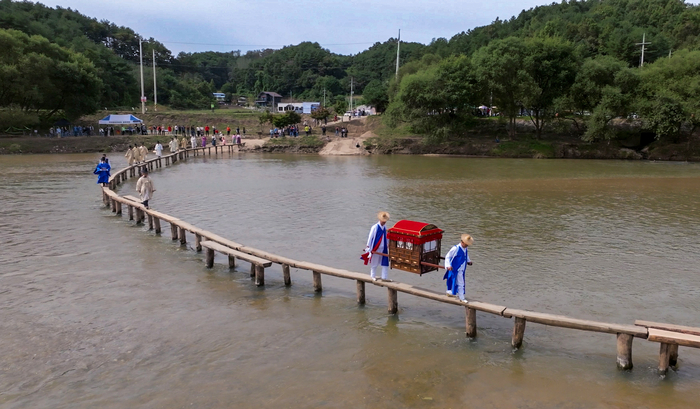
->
[205, 248, 215, 268]
[135, 208, 142, 224]
[179, 227, 187, 245]
[283, 264, 291, 286]
[116, 201, 122, 215]
[356, 281, 365, 304]
[312, 271, 322, 293]
[512, 318, 527, 349]
[669, 344, 679, 368]
[616, 333, 634, 370]
[170, 224, 178, 240]
[466, 307, 477, 338]
[228, 255, 235, 269]
[128, 205, 134, 221]
[153, 217, 161, 234]
[165, 157, 169, 166]
[111, 198, 116, 213]
[255, 265, 265, 286]
[147, 214, 154, 230]
[387, 288, 398, 314]
[195, 234, 202, 252]
[659, 343, 672, 374]
[250, 263, 255, 277]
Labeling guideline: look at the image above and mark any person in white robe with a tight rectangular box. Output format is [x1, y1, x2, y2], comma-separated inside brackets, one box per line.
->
[169, 137, 178, 153]
[135, 168, 155, 209]
[154, 141, 163, 158]
[125, 145, 135, 166]
[191, 135, 197, 149]
[139, 143, 148, 163]
[443, 234, 474, 302]
[364, 211, 391, 282]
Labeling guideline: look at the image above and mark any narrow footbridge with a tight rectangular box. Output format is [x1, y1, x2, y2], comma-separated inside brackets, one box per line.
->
[101, 144, 699, 376]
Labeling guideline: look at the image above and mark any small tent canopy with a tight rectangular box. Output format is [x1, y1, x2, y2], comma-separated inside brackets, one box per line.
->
[98, 114, 143, 125]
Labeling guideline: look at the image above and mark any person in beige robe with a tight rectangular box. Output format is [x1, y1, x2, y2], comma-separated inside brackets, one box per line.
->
[135, 168, 155, 208]
[125, 145, 135, 166]
[139, 144, 148, 163]
[180, 136, 188, 150]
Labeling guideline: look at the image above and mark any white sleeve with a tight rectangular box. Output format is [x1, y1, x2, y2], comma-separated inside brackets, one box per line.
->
[366, 224, 377, 250]
[444, 246, 457, 269]
[466, 249, 471, 263]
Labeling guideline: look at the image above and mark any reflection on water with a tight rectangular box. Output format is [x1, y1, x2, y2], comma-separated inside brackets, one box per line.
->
[1, 153, 700, 408]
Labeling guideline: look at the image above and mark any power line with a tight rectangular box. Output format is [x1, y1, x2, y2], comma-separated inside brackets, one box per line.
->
[162, 41, 376, 48]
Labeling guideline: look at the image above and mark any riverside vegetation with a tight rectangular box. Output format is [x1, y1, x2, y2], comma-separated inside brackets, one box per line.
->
[2, 0, 700, 159]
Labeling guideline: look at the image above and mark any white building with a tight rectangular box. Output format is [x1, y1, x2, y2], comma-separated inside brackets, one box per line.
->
[277, 102, 320, 114]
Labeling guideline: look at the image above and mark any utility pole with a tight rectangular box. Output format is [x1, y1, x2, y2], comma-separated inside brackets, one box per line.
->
[323, 88, 326, 107]
[350, 77, 354, 114]
[636, 33, 651, 67]
[152, 49, 157, 111]
[395, 29, 401, 78]
[139, 39, 145, 114]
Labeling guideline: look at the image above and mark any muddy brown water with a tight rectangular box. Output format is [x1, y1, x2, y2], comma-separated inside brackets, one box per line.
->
[2, 153, 700, 408]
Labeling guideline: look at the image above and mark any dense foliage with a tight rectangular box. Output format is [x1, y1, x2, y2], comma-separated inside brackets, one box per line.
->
[386, 0, 700, 142]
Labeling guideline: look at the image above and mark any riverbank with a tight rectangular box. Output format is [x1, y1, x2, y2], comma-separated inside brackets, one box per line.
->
[4, 111, 700, 161]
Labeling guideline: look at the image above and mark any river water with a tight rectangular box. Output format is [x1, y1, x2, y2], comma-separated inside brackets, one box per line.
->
[2, 153, 700, 408]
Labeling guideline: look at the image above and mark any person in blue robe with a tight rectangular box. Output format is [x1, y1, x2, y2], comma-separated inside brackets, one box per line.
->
[94, 158, 111, 186]
[443, 234, 474, 303]
[363, 211, 391, 282]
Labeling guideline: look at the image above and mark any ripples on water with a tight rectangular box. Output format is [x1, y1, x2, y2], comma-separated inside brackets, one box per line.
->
[1, 153, 700, 408]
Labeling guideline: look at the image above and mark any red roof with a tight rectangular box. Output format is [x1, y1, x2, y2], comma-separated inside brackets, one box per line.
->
[389, 220, 443, 237]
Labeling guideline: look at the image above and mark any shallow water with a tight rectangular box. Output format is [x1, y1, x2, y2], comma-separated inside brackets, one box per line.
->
[1, 153, 700, 408]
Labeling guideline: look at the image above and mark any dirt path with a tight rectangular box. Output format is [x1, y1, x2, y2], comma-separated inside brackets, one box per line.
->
[319, 131, 375, 155]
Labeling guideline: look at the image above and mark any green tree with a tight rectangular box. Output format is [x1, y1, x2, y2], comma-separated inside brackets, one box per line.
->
[0, 29, 102, 121]
[385, 55, 478, 139]
[334, 97, 348, 116]
[636, 49, 700, 141]
[561, 55, 638, 141]
[310, 107, 331, 121]
[473, 37, 531, 137]
[272, 111, 302, 128]
[361, 80, 389, 112]
[520, 36, 580, 138]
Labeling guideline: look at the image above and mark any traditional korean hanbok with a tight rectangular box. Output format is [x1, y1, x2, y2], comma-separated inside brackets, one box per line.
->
[139, 145, 148, 162]
[93, 161, 111, 184]
[125, 147, 135, 165]
[365, 222, 389, 280]
[201, 136, 206, 147]
[443, 244, 471, 301]
[191, 136, 196, 149]
[136, 174, 155, 208]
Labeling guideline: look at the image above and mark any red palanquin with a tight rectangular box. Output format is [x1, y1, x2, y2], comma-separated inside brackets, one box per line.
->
[387, 220, 444, 275]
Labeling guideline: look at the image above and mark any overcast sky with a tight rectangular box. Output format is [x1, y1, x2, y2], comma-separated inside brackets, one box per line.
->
[42, 0, 699, 56]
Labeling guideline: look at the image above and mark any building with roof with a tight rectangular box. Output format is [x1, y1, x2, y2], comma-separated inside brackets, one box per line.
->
[255, 92, 283, 110]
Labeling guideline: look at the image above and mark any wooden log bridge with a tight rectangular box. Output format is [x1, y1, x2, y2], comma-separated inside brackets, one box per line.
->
[99, 145, 700, 377]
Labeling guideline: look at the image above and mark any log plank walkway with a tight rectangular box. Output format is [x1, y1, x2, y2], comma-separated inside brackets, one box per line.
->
[100, 145, 699, 376]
